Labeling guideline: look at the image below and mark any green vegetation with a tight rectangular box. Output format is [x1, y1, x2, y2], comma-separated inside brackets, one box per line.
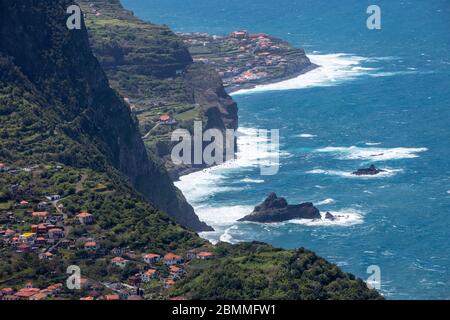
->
[0, 0, 381, 300]
[174, 243, 382, 300]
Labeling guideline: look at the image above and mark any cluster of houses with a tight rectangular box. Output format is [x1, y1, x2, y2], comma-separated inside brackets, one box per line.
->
[111, 250, 214, 292]
[0, 282, 64, 301]
[179, 31, 292, 88]
[0, 203, 97, 257]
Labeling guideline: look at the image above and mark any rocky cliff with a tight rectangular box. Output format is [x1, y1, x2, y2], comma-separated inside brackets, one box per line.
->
[0, 0, 210, 231]
[78, 0, 238, 179]
[239, 192, 321, 223]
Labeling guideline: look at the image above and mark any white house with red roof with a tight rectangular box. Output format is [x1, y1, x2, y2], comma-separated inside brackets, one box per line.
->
[143, 253, 161, 264]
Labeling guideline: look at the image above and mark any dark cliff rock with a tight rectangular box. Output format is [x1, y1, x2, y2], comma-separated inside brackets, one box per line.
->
[239, 192, 321, 223]
[0, 0, 211, 231]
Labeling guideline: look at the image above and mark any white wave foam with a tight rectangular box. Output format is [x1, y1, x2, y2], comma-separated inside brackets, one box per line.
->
[194, 205, 253, 226]
[241, 178, 265, 184]
[219, 226, 238, 243]
[176, 127, 286, 203]
[315, 146, 427, 161]
[306, 168, 402, 178]
[316, 198, 336, 205]
[288, 209, 364, 226]
[231, 53, 378, 95]
[297, 133, 317, 138]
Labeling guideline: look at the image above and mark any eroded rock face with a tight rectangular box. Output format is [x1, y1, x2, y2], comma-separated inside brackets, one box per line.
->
[238, 193, 321, 223]
[352, 165, 386, 176]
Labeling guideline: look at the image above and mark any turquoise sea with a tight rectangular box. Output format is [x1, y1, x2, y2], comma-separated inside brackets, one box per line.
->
[122, 0, 450, 299]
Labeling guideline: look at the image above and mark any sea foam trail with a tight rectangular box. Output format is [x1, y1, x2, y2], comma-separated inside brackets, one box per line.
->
[315, 146, 428, 161]
[231, 53, 379, 95]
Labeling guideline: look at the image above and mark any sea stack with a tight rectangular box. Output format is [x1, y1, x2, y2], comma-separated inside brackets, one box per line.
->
[238, 193, 321, 223]
[352, 165, 386, 176]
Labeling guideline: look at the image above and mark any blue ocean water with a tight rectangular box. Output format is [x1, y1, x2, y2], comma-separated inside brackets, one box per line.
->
[122, 0, 450, 299]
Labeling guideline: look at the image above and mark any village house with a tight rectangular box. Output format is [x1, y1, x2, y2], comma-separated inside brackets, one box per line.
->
[169, 266, 185, 279]
[104, 294, 120, 301]
[19, 232, 36, 244]
[158, 114, 177, 125]
[48, 228, 64, 240]
[143, 253, 161, 264]
[164, 279, 176, 289]
[37, 201, 49, 210]
[30, 293, 47, 301]
[16, 243, 31, 253]
[196, 251, 214, 260]
[3, 229, 16, 238]
[1, 288, 15, 296]
[84, 241, 99, 251]
[35, 237, 47, 246]
[141, 269, 158, 283]
[80, 296, 95, 301]
[111, 257, 129, 268]
[19, 200, 30, 207]
[32, 211, 49, 221]
[163, 253, 184, 266]
[76, 212, 94, 225]
[230, 30, 248, 39]
[45, 194, 61, 201]
[39, 252, 53, 260]
[0, 163, 11, 172]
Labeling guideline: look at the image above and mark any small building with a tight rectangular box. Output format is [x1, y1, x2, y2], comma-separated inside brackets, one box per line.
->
[84, 241, 99, 251]
[32, 211, 49, 221]
[39, 252, 53, 260]
[37, 202, 49, 210]
[143, 253, 161, 264]
[48, 228, 64, 240]
[158, 114, 177, 125]
[80, 296, 95, 301]
[169, 266, 185, 278]
[16, 244, 31, 253]
[35, 237, 47, 246]
[163, 253, 184, 266]
[19, 232, 36, 244]
[30, 293, 47, 301]
[141, 269, 158, 283]
[19, 200, 30, 207]
[164, 279, 176, 289]
[104, 294, 120, 301]
[76, 212, 94, 225]
[111, 257, 129, 268]
[46, 195, 61, 201]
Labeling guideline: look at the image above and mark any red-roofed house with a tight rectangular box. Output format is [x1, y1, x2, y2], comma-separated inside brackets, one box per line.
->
[111, 257, 129, 268]
[84, 241, 99, 251]
[159, 114, 176, 125]
[76, 212, 94, 225]
[48, 228, 64, 240]
[30, 293, 47, 301]
[80, 296, 95, 301]
[143, 253, 161, 264]
[164, 253, 183, 266]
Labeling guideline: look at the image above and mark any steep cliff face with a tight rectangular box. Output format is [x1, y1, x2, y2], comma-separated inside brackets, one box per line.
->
[78, 0, 238, 178]
[0, 0, 211, 231]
